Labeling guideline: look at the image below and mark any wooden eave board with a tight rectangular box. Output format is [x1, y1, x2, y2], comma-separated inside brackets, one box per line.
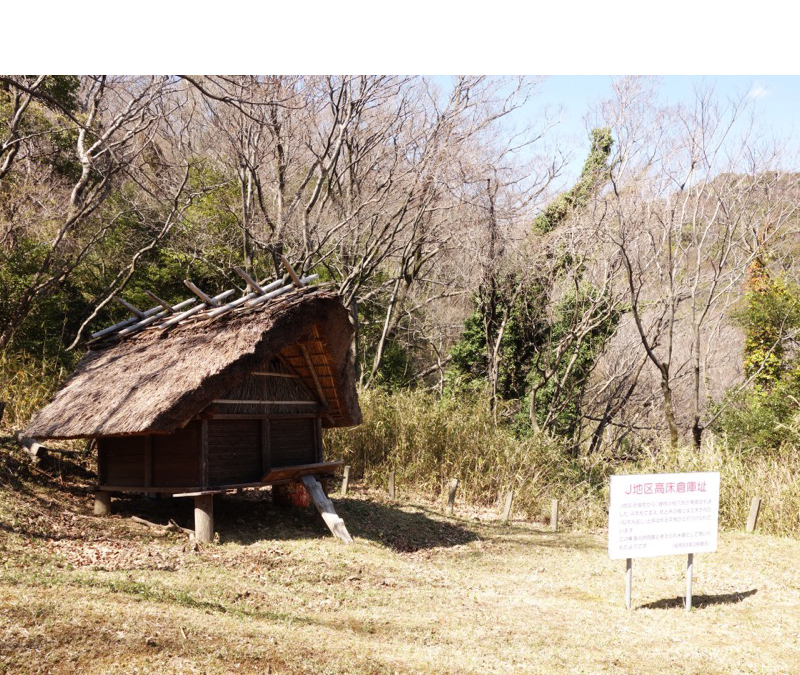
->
[260, 460, 343, 484]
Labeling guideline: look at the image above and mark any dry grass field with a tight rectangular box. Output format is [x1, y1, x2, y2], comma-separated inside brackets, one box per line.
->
[1, 451, 799, 674]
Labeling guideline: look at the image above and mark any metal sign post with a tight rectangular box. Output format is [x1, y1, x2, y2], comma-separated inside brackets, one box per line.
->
[625, 558, 632, 610]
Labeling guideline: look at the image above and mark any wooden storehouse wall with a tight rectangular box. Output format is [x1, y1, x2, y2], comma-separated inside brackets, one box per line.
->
[207, 419, 263, 484]
[98, 422, 201, 489]
[206, 362, 322, 475]
[98, 355, 328, 491]
[152, 423, 200, 487]
[98, 436, 146, 487]
[269, 418, 317, 466]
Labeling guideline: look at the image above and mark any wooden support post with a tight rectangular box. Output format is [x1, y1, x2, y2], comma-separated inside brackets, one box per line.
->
[144, 437, 152, 488]
[388, 470, 396, 500]
[686, 553, 694, 612]
[314, 417, 323, 463]
[341, 465, 350, 496]
[447, 478, 459, 515]
[94, 491, 111, 516]
[501, 490, 514, 525]
[625, 558, 632, 610]
[300, 475, 353, 543]
[194, 494, 214, 543]
[551, 499, 560, 532]
[746, 497, 762, 533]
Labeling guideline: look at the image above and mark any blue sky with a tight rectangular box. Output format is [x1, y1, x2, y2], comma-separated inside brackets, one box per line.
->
[532, 76, 800, 182]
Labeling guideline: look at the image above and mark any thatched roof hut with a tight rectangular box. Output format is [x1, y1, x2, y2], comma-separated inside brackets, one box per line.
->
[26, 287, 361, 439]
[26, 283, 361, 543]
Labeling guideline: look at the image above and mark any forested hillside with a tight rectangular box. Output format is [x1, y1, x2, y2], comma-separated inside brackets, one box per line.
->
[2, 76, 800, 514]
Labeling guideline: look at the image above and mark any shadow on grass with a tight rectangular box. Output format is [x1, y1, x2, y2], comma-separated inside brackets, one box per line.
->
[334, 498, 480, 551]
[639, 588, 757, 610]
[112, 492, 480, 552]
[0, 440, 95, 497]
[107, 493, 480, 553]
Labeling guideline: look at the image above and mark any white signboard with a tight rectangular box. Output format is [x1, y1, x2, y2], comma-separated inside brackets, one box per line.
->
[608, 472, 720, 560]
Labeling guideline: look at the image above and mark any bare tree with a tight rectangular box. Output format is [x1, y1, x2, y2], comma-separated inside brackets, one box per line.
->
[0, 75, 186, 351]
[599, 78, 800, 447]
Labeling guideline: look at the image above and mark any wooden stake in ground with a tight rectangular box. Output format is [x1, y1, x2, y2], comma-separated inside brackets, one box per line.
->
[501, 490, 514, 525]
[746, 497, 762, 533]
[15, 433, 46, 463]
[551, 499, 559, 532]
[300, 475, 353, 543]
[341, 465, 350, 496]
[447, 478, 459, 515]
[388, 470, 396, 500]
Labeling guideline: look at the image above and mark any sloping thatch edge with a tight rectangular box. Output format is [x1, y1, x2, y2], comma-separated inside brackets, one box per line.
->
[25, 288, 361, 440]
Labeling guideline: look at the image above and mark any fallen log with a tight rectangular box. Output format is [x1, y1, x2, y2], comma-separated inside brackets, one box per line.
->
[167, 519, 195, 536]
[130, 515, 193, 537]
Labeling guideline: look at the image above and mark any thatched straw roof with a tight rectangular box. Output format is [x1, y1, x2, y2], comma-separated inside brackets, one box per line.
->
[25, 288, 361, 440]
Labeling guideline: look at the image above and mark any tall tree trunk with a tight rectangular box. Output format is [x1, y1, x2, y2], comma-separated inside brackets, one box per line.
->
[691, 323, 703, 450]
[366, 276, 403, 387]
[659, 364, 679, 448]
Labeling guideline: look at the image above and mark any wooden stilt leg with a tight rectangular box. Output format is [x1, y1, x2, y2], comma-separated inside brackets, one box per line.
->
[94, 491, 111, 516]
[194, 494, 214, 543]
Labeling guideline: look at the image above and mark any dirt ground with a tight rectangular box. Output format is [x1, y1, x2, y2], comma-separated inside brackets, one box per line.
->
[1, 460, 798, 674]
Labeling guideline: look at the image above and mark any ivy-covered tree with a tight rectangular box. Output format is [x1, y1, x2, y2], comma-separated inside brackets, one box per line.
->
[532, 127, 613, 234]
[741, 257, 793, 390]
[449, 128, 619, 443]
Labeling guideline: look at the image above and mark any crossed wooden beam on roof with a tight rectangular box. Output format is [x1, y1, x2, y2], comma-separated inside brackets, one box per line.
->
[91, 256, 318, 342]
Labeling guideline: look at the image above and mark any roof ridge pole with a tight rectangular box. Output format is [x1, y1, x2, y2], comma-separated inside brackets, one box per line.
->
[184, 280, 221, 307]
[204, 279, 287, 320]
[114, 298, 198, 337]
[246, 275, 319, 309]
[92, 297, 197, 339]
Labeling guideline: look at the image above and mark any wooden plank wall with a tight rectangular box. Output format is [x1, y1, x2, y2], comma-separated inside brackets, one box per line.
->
[207, 419, 263, 484]
[98, 436, 146, 486]
[270, 418, 317, 466]
[152, 423, 200, 487]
